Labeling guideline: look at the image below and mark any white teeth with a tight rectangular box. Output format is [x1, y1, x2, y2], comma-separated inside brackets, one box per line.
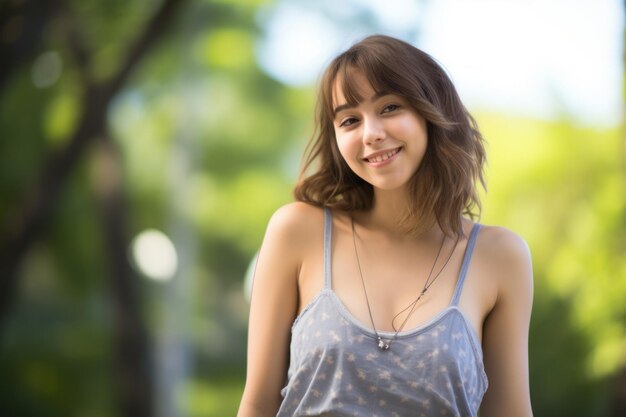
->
[367, 148, 399, 163]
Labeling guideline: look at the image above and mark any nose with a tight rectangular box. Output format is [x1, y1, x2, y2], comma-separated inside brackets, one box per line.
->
[362, 116, 386, 145]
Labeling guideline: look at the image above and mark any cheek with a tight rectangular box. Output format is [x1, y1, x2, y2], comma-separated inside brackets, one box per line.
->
[395, 117, 422, 136]
[334, 131, 355, 159]
[397, 119, 428, 151]
[334, 135, 363, 174]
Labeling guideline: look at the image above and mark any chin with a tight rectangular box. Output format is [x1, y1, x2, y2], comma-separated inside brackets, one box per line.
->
[370, 181, 411, 192]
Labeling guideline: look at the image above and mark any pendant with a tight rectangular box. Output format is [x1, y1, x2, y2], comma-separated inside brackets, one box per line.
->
[377, 337, 390, 351]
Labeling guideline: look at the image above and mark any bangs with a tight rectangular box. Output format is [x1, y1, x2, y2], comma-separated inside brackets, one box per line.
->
[328, 56, 394, 113]
[336, 65, 381, 105]
[323, 43, 456, 131]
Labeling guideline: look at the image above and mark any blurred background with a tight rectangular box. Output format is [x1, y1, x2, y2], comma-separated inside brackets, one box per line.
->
[0, 0, 624, 416]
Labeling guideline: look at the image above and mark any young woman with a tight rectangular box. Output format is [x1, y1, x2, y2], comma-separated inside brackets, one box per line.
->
[237, 35, 533, 417]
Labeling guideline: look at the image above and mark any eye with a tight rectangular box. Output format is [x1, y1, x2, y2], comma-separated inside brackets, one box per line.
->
[382, 104, 400, 113]
[339, 117, 359, 128]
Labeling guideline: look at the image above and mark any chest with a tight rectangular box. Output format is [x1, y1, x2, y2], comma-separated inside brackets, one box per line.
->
[288, 293, 488, 403]
[297, 217, 497, 344]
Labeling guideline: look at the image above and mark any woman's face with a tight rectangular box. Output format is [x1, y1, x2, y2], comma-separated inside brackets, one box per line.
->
[332, 70, 428, 192]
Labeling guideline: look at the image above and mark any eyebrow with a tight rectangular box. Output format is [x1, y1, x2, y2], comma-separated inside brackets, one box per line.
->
[333, 91, 390, 116]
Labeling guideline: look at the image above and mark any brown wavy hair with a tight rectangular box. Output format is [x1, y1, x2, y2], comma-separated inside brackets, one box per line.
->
[293, 35, 486, 238]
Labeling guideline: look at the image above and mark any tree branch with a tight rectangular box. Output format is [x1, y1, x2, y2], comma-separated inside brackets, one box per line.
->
[0, 0, 186, 327]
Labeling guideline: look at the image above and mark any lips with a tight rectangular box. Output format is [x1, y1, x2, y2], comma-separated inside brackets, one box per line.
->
[363, 147, 402, 163]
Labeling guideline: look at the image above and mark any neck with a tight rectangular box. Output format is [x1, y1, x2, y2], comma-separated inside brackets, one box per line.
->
[356, 187, 438, 240]
[371, 188, 410, 230]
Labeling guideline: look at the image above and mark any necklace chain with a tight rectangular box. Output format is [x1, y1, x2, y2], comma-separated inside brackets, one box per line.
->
[350, 216, 459, 351]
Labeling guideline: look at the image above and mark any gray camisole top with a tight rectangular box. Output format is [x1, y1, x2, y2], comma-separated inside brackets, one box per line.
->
[277, 208, 488, 417]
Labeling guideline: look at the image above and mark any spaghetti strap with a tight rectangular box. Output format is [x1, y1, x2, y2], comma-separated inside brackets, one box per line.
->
[450, 223, 482, 306]
[323, 207, 332, 289]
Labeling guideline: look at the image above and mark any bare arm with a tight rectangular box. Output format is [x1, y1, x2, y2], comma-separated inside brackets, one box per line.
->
[237, 203, 312, 417]
[480, 228, 534, 417]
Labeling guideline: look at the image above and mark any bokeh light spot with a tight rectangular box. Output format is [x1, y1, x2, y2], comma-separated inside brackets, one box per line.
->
[131, 229, 178, 282]
[32, 51, 63, 89]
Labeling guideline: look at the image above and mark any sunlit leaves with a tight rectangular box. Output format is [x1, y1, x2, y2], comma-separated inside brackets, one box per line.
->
[195, 28, 256, 70]
[210, 169, 291, 253]
[44, 92, 79, 147]
[479, 111, 625, 382]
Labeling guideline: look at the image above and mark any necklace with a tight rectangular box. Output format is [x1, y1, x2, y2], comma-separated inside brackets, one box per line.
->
[350, 217, 459, 351]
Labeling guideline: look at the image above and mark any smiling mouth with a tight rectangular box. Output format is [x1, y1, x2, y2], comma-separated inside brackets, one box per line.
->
[364, 147, 402, 163]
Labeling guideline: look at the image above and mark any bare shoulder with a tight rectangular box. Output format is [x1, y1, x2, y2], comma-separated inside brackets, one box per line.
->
[475, 224, 534, 297]
[253, 202, 325, 301]
[477, 225, 531, 264]
[265, 202, 325, 254]
[268, 202, 324, 235]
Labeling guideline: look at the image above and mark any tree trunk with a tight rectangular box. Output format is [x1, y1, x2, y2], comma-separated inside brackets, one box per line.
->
[94, 134, 153, 417]
[0, 1, 186, 416]
[0, 0, 186, 328]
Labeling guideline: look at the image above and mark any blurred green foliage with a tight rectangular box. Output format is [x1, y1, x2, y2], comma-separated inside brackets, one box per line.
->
[0, 0, 624, 416]
[478, 113, 624, 417]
